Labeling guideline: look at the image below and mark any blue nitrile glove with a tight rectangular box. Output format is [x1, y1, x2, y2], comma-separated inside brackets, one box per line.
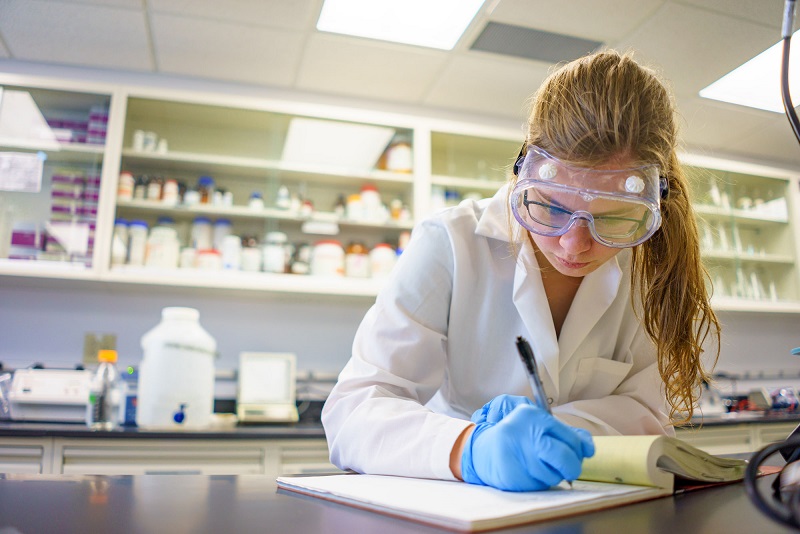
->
[471, 394, 534, 425]
[461, 405, 595, 492]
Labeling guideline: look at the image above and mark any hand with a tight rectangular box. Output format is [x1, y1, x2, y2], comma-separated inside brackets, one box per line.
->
[471, 394, 534, 425]
[461, 405, 595, 492]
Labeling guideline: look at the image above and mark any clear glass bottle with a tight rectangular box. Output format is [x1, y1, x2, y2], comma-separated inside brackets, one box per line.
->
[86, 349, 121, 430]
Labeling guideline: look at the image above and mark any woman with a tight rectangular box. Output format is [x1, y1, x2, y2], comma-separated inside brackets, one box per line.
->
[321, 50, 720, 492]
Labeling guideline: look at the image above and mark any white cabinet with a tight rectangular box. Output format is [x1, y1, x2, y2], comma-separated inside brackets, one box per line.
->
[0, 82, 118, 281]
[0, 437, 50, 474]
[0, 435, 340, 477]
[683, 154, 800, 312]
[675, 421, 798, 456]
[1, 73, 799, 312]
[107, 96, 415, 296]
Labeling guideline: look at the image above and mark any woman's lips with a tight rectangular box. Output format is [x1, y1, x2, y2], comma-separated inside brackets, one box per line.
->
[556, 256, 589, 269]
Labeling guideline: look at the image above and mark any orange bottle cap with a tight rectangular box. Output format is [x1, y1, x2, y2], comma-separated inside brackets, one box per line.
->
[98, 349, 118, 363]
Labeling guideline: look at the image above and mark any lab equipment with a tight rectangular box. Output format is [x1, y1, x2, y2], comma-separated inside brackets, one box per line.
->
[86, 349, 122, 430]
[510, 145, 667, 248]
[7, 368, 92, 422]
[236, 352, 299, 423]
[460, 404, 594, 492]
[136, 307, 217, 428]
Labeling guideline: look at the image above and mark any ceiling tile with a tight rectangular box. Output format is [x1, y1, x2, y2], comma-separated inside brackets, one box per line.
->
[723, 115, 800, 167]
[0, 0, 151, 70]
[151, 13, 305, 87]
[676, 0, 784, 28]
[423, 53, 552, 119]
[296, 34, 448, 103]
[677, 94, 777, 148]
[41, 0, 143, 8]
[488, 0, 664, 43]
[149, 0, 319, 31]
[615, 2, 780, 97]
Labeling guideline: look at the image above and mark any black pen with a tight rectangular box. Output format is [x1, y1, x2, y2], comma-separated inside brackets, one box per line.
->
[516, 336, 574, 489]
[515, 336, 551, 414]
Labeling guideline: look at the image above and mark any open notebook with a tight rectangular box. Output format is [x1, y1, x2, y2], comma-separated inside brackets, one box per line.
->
[277, 435, 748, 532]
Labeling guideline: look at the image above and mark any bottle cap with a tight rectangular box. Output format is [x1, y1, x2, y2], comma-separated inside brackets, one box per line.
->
[98, 349, 118, 363]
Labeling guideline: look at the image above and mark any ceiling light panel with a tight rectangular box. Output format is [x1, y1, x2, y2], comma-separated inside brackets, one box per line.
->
[316, 0, 484, 50]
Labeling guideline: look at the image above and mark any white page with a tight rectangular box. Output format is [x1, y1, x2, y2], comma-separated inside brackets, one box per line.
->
[277, 474, 661, 526]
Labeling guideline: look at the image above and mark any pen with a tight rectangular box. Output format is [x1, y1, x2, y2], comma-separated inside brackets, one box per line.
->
[516, 336, 573, 489]
[515, 336, 551, 414]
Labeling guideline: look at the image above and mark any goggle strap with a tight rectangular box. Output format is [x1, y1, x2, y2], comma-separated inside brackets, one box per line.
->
[513, 143, 526, 176]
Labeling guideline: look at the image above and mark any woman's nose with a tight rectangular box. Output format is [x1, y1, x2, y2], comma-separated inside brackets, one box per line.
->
[559, 220, 593, 254]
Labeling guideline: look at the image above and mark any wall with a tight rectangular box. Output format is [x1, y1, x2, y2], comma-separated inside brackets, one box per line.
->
[0, 281, 370, 377]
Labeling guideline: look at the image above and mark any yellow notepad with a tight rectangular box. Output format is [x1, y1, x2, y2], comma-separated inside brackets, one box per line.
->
[277, 435, 747, 532]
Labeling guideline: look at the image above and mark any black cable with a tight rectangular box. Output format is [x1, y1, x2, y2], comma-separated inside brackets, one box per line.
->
[745, 435, 800, 529]
[781, 0, 800, 144]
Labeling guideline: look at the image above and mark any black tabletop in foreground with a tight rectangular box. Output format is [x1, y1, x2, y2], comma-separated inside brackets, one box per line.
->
[0, 473, 794, 534]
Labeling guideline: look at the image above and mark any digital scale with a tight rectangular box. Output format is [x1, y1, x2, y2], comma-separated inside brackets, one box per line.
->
[7, 368, 92, 422]
[236, 352, 299, 424]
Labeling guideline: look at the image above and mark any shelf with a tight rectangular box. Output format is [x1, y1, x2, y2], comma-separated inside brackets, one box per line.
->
[694, 204, 789, 224]
[120, 149, 414, 187]
[114, 200, 414, 231]
[0, 258, 95, 280]
[0, 139, 104, 164]
[103, 267, 384, 297]
[711, 296, 800, 313]
[431, 175, 505, 192]
[702, 251, 796, 265]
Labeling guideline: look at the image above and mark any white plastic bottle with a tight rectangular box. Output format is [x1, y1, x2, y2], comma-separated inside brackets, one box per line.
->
[136, 307, 217, 429]
[127, 220, 149, 266]
[86, 349, 122, 430]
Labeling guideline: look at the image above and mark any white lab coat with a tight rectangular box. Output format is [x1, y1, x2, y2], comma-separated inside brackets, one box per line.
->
[322, 185, 672, 482]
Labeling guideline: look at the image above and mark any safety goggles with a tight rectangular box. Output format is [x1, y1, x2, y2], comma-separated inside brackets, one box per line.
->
[510, 146, 668, 248]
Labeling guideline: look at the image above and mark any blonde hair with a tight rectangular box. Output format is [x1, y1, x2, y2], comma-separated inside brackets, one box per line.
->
[511, 50, 720, 424]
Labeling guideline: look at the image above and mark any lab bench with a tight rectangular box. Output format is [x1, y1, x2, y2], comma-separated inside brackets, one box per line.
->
[1, 414, 799, 476]
[0, 471, 792, 533]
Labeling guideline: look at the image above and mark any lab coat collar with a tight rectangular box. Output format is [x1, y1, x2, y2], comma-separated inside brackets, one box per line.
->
[511, 233, 624, 401]
[474, 185, 514, 243]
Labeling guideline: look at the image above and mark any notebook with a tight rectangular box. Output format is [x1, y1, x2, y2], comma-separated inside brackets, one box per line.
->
[277, 435, 748, 532]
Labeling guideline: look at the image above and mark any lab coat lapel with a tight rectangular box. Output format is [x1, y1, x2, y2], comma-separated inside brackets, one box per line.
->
[557, 255, 623, 369]
[511, 246, 561, 400]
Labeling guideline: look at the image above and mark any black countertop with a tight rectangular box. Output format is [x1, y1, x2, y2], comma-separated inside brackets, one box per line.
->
[1, 411, 798, 440]
[0, 472, 793, 533]
[0, 421, 326, 439]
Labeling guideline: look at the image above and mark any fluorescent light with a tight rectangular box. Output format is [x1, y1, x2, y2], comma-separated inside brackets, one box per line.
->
[700, 32, 800, 113]
[317, 0, 484, 50]
[281, 118, 396, 172]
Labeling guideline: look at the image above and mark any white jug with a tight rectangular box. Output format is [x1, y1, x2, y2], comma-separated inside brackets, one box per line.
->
[136, 307, 217, 428]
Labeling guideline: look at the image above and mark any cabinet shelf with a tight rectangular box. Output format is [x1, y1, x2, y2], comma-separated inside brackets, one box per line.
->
[710, 296, 800, 313]
[431, 175, 505, 192]
[694, 204, 789, 224]
[0, 258, 94, 279]
[120, 149, 414, 187]
[0, 139, 104, 164]
[114, 200, 414, 231]
[702, 251, 796, 265]
[104, 267, 384, 297]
